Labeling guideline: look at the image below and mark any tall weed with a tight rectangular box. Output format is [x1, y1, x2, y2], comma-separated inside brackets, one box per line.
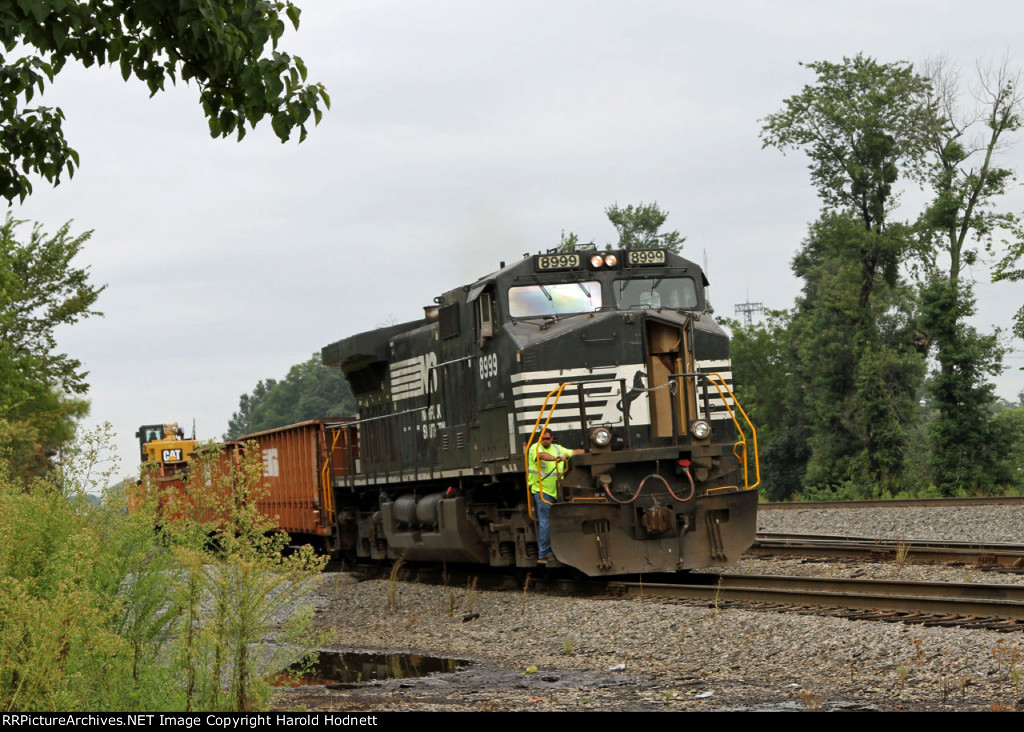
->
[0, 425, 326, 712]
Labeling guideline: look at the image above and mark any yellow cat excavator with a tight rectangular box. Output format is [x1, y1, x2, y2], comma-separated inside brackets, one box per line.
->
[135, 423, 199, 477]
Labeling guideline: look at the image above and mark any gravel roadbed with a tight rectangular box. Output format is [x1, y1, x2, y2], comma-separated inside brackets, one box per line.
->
[274, 504, 1024, 712]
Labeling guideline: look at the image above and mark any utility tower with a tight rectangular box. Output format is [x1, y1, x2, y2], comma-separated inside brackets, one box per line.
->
[734, 299, 764, 326]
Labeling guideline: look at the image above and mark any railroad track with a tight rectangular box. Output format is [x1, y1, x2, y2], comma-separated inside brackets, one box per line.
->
[752, 533, 1024, 568]
[760, 495, 1024, 509]
[609, 573, 1024, 631]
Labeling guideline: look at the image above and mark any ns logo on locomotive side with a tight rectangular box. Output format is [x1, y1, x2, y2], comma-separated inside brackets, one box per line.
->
[321, 248, 759, 576]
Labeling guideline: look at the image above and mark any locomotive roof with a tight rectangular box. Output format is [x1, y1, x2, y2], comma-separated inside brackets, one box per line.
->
[322, 318, 428, 370]
[322, 248, 709, 369]
[463, 249, 710, 290]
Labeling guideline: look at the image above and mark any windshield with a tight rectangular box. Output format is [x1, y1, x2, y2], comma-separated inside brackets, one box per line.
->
[615, 277, 698, 310]
[508, 281, 602, 318]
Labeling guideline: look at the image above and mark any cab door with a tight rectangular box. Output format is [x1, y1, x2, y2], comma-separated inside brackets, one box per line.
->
[645, 317, 695, 438]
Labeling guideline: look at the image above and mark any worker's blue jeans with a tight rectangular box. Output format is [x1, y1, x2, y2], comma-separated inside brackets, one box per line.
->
[533, 491, 553, 557]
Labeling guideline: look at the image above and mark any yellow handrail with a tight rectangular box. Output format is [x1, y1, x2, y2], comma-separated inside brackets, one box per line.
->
[524, 382, 572, 519]
[319, 427, 342, 528]
[702, 372, 760, 491]
[519, 374, 760, 531]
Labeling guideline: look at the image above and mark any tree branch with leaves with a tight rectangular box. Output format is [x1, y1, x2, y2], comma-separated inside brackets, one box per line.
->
[0, 0, 330, 202]
[0, 216, 102, 479]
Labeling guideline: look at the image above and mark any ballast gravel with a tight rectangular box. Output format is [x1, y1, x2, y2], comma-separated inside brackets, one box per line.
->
[275, 504, 1024, 712]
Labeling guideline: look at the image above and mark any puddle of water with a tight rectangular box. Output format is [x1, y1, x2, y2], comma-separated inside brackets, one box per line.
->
[278, 651, 471, 688]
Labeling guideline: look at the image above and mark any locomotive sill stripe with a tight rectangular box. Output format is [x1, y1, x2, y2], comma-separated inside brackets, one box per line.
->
[513, 394, 614, 409]
[512, 382, 733, 397]
[391, 379, 423, 392]
[512, 396, 614, 410]
[514, 410, 652, 426]
[510, 376, 621, 388]
[514, 413, 727, 427]
[511, 386, 733, 405]
[698, 368, 733, 379]
[699, 374, 734, 385]
[511, 384, 619, 398]
[510, 367, 623, 381]
[390, 372, 422, 385]
[511, 368, 733, 387]
[391, 355, 423, 368]
[703, 390, 736, 400]
[391, 361, 422, 373]
[515, 412, 604, 424]
[513, 403, 614, 416]
[516, 421, 610, 433]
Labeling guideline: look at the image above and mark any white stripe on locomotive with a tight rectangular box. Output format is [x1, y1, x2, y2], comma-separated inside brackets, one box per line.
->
[510, 364, 652, 433]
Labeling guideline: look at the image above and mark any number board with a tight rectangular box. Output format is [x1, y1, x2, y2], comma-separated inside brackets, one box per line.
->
[626, 250, 666, 266]
[535, 253, 581, 271]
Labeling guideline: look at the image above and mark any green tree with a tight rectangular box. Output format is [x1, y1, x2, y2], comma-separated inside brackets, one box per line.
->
[919, 275, 1005, 493]
[788, 215, 926, 495]
[0, 387, 89, 482]
[762, 56, 934, 494]
[605, 202, 684, 252]
[761, 53, 933, 309]
[991, 405, 1024, 490]
[761, 54, 933, 226]
[0, 216, 102, 480]
[556, 202, 684, 253]
[920, 59, 1023, 291]
[914, 60, 1022, 493]
[994, 248, 1024, 340]
[555, 229, 586, 253]
[924, 60, 1024, 341]
[225, 353, 355, 438]
[0, 0, 329, 202]
[724, 311, 809, 501]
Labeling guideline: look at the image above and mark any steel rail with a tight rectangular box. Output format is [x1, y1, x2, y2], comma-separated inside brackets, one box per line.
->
[760, 496, 1024, 509]
[609, 574, 1024, 622]
[751, 533, 1024, 567]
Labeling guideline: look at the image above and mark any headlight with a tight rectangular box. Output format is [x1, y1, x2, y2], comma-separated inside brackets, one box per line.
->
[590, 426, 612, 447]
[588, 254, 618, 269]
[689, 420, 711, 440]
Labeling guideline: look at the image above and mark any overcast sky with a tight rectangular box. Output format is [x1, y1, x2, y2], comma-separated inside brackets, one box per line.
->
[13, 0, 1024, 477]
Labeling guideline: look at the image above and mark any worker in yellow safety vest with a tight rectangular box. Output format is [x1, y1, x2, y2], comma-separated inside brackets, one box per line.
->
[528, 429, 584, 563]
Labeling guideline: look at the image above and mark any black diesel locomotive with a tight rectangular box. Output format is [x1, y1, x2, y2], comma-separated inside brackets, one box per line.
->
[322, 248, 759, 576]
